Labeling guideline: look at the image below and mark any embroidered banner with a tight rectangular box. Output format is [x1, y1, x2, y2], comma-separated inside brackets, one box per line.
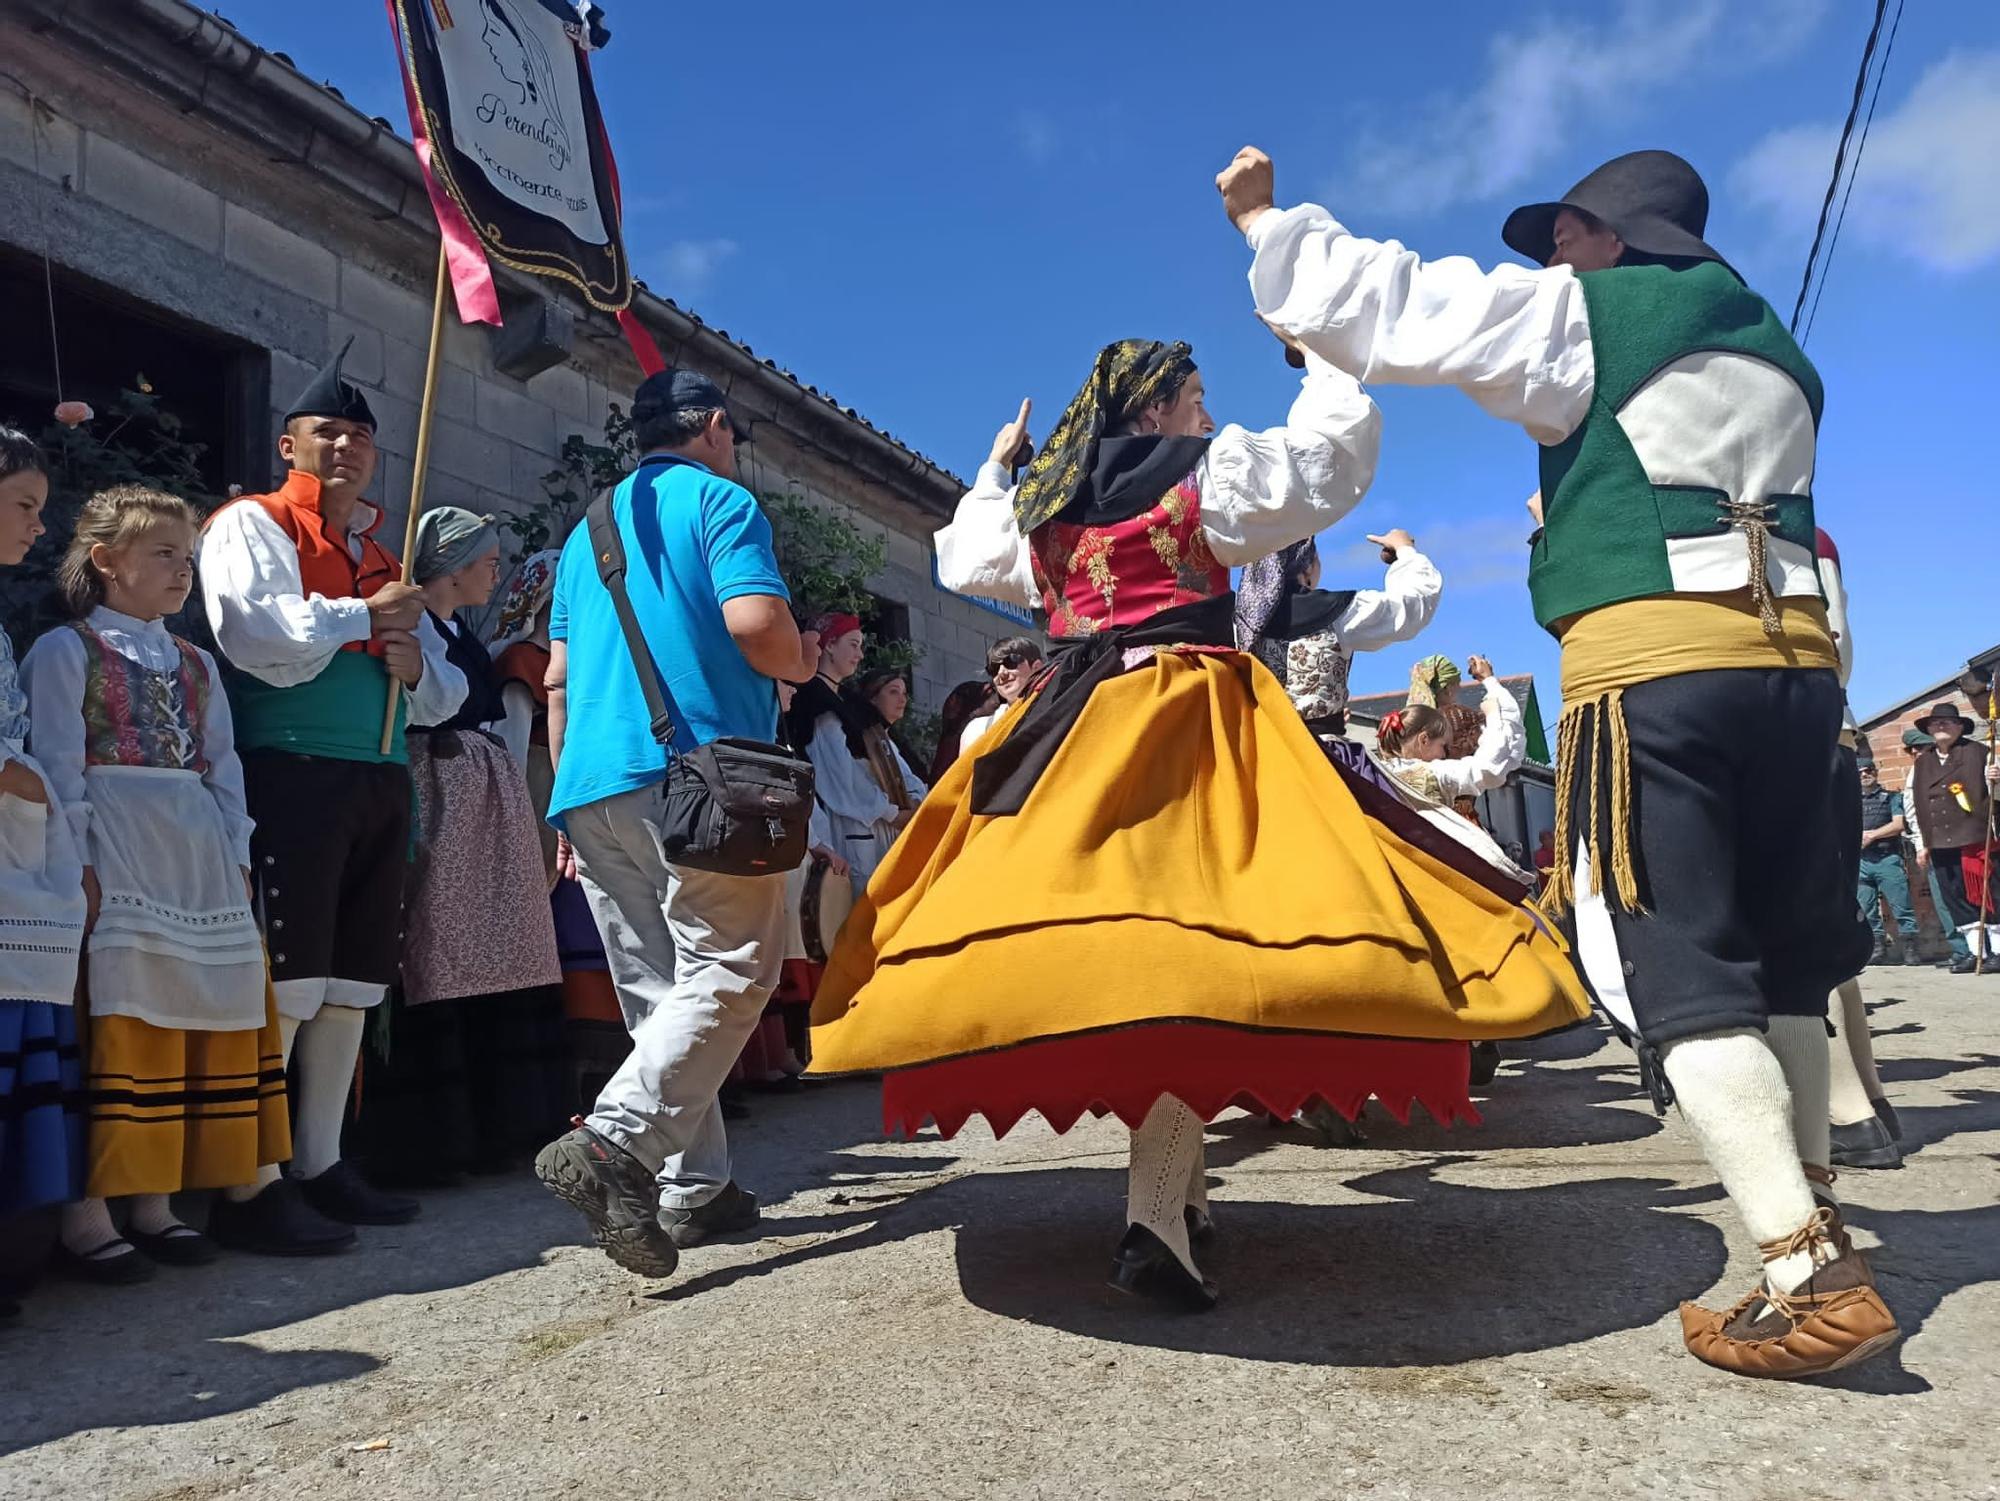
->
[387, 0, 632, 321]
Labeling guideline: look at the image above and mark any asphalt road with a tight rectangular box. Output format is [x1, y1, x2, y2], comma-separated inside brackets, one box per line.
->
[3, 965, 1996, 1500]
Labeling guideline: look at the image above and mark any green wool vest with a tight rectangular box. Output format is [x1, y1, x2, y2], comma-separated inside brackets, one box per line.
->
[228, 650, 409, 765]
[1529, 260, 1825, 633]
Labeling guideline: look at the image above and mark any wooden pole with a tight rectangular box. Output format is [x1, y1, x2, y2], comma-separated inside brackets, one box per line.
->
[1979, 688, 1997, 973]
[379, 245, 453, 755]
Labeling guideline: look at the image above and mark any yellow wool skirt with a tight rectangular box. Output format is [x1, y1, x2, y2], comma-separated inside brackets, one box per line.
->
[810, 650, 1590, 1136]
[81, 984, 291, 1198]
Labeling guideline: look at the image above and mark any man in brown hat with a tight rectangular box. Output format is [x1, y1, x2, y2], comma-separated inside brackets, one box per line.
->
[1216, 144, 1890, 1378]
[1905, 701, 1999, 971]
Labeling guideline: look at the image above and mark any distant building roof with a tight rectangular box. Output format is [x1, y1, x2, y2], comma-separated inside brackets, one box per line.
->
[1347, 674, 1550, 767]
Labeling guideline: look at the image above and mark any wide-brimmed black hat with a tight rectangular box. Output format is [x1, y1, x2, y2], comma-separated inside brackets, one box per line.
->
[1916, 701, 1977, 736]
[1502, 149, 1723, 268]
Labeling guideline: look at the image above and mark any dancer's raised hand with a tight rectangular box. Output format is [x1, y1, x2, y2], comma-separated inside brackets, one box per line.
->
[1217, 147, 1276, 234]
[1366, 529, 1416, 562]
[989, 398, 1034, 470]
[1467, 654, 1495, 682]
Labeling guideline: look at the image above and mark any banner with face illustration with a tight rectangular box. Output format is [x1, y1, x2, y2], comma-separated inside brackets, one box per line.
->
[388, 0, 632, 320]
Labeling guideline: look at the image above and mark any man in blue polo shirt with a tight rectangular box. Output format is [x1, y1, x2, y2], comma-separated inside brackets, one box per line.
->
[535, 370, 813, 1281]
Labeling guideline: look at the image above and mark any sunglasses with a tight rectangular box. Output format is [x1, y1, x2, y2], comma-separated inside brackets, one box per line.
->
[988, 654, 1031, 676]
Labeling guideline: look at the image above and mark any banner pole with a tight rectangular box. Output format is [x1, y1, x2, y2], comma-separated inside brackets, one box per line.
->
[379, 244, 453, 755]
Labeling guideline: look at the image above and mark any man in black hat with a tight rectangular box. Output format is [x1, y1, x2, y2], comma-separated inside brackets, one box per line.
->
[198, 337, 467, 1252]
[533, 368, 815, 1281]
[1215, 145, 1892, 1377]
[1905, 701, 1999, 971]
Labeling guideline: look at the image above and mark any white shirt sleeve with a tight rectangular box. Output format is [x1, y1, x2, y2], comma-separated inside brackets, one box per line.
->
[1197, 359, 1382, 566]
[194, 647, 256, 869]
[1246, 204, 1597, 447]
[1427, 677, 1527, 800]
[1330, 546, 1443, 654]
[497, 681, 538, 771]
[403, 613, 469, 730]
[199, 502, 372, 686]
[959, 710, 999, 758]
[1817, 552, 1854, 687]
[805, 715, 898, 825]
[935, 464, 1039, 608]
[18, 629, 92, 855]
[809, 797, 834, 851]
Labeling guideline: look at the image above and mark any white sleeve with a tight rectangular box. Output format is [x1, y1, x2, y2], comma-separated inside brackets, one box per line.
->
[1904, 779, 1927, 848]
[1330, 547, 1443, 654]
[1246, 204, 1596, 447]
[403, 614, 469, 729]
[199, 503, 372, 686]
[1197, 359, 1382, 566]
[935, 463, 1039, 608]
[1817, 553, 1854, 687]
[18, 630, 92, 855]
[1429, 677, 1527, 799]
[809, 797, 834, 850]
[959, 711, 996, 758]
[194, 647, 255, 870]
[805, 717, 897, 825]
[497, 681, 537, 771]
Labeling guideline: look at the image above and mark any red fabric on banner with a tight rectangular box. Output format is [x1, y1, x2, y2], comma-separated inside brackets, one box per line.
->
[387, 0, 504, 326]
[586, 63, 667, 376]
[874, 1025, 1481, 1141]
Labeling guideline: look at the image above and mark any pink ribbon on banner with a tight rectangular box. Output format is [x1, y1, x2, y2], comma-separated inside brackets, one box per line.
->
[387, 0, 504, 326]
[586, 54, 666, 376]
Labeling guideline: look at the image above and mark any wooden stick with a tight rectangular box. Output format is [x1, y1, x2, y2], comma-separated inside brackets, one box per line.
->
[379, 245, 453, 755]
[1979, 693, 1997, 973]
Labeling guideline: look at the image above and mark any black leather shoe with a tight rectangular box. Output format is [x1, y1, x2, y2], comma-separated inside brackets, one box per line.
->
[1831, 1114, 1903, 1170]
[1108, 1224, 1218, 1312]
[659, 1181, 760, 1249]
[1184, 1205, 1216, 1250]
[59, 1238, 155, 1285]
[1874, 1097, 1903, 1143]
[128, 1223, 220, 1267]
[1950, 955, 1979, 974]
[208, 1180, 357, 1256]
[1468, 1041, 1502, 1087]
[297, 1161, 420, 1225]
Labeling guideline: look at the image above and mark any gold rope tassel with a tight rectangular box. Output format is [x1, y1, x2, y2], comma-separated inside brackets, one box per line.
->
[1543, 691, 1647, 918]
[1722, 496, 1782, 637]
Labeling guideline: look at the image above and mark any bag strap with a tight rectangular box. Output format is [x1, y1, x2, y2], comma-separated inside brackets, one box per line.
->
[585, 484, 677, 748]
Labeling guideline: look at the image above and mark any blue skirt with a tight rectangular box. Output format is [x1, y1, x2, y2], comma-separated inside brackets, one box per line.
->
[0, 1001, 83, 1216]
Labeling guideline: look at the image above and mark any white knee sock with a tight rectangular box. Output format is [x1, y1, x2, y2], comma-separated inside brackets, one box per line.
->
[1660, 1029, 1826, 1295]
[60, 1197, 120, 1254]
[127, 1194, 187, 1235]
[289, 1005, 366, 1180]
[226, 1015, 300, 1202]
[1764, 1015, 1833, 1173]
[1825, 981, 1882, 1128]
[1127, 1096, 1204, 1277]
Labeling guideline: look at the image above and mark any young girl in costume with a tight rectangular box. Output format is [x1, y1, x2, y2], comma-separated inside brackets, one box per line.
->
[21, 485, 286, 1280]
[0, 430, 87, 1306]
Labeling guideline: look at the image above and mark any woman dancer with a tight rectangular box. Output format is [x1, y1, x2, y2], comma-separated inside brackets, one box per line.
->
[23, 486, 293, 1277]
[810, 340, 1588, 1309]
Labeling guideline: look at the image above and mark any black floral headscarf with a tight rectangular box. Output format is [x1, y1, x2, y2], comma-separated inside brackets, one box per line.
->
[1013, 339, 1197, 532]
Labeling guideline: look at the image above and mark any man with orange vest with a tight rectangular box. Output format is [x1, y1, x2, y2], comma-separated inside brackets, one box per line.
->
[198, 339, 465, 1253]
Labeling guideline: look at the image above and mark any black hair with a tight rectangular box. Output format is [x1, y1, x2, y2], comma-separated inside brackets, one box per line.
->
[0, 425, 46, 480]
[634, 406, 721, 455]
[986, 636, 1044, 674]
[1378, 703, 1448, 758]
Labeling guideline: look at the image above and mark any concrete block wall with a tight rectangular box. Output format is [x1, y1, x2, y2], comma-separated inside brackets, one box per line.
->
[0, 58, 1013, 713]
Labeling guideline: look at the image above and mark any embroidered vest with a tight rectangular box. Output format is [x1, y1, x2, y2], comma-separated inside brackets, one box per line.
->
[70, 622, 210, 772]
[1911, 742, 1990, 851]
[1028, 473, 1228, 638]
[1531, 260, 1825, 634]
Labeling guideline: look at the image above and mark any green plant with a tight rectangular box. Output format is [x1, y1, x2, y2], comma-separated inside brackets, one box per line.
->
[2, 383, 223, 652]
[508, 402, 635, 559]
[760, 492, 886, 619]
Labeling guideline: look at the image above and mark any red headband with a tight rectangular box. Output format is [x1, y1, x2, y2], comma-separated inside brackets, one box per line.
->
[1382, 709, 1406, 736]
[817, 612, 862, 640]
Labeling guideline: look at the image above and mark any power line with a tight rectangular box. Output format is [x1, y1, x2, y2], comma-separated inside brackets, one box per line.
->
[1801, 0, 1906, 348]
[1791, 0, 1891, 335]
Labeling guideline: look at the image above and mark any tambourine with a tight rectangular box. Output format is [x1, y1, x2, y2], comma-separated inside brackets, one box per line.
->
[800, 855, 858, 965]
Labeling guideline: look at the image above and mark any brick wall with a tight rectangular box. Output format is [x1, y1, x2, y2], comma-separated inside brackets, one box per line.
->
[0, 35, 1006, 710]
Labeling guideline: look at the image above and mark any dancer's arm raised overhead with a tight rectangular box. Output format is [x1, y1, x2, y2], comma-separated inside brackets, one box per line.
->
[1219, 147, 1595, 447]
[1327, 528, 1441, 652]
[935, 399, 1041, 607]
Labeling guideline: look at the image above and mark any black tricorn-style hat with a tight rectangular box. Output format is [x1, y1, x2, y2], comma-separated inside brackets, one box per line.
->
[1502, 149, 1723, 268]
[283, 336, 377, 430]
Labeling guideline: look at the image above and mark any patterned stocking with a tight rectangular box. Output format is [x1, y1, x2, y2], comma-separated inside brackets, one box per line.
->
[1126, 1096, 1204, 1277]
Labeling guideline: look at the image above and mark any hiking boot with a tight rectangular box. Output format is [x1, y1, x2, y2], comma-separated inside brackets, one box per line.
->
[535, 1123, 680, 1278]
[658, 1180, 760, 1249]
[1680, 1209, 1898, 1379]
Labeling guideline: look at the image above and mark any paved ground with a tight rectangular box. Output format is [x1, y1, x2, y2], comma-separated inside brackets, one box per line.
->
[2, 966, 1996, 1501]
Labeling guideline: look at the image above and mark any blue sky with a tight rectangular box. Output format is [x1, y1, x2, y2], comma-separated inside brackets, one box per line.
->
[254, 1, 1998, 728]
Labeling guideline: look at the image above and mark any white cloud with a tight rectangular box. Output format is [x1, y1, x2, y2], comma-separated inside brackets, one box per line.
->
[1733, 49, 2000, 274]
[1331, 0, 1826, 217]
[656, 237, 739, 293]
